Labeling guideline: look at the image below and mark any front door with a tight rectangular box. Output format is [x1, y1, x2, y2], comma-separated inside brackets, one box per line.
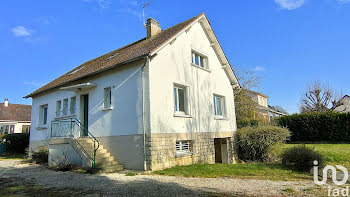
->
[83, 94, 89, 136]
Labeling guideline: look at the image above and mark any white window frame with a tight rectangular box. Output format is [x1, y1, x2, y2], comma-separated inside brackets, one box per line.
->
[191, 49, 209, 70]
[103, 87, 112, 110]
[39, 104, 48, 126]
[56, 100, 61, 117]
[174, 84, 189, 116]
[176, 140, 192, 157]
[70, 96, 76, 115]
[213, 94, 226, 118]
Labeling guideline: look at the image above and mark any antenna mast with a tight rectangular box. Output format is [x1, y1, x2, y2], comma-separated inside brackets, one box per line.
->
[143, 0, 153, 28]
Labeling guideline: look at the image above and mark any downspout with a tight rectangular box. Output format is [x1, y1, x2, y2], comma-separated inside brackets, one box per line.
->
[141, 55, 150, 171]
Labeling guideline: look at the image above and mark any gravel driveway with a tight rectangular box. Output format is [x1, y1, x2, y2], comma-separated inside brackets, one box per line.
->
[0, 160, 324, 196]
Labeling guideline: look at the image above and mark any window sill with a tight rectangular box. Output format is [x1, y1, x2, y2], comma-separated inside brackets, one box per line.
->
[191, 63, 211, 72]
[36, 126, 48, 130]
[102, 107, 113, 111]
[214, 116, 227, 120]
[173, 113, 193, 118]
[175, 152, 194, 158]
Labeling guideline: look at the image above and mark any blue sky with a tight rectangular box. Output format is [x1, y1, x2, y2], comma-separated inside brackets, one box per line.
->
[1, 0, 349, 114]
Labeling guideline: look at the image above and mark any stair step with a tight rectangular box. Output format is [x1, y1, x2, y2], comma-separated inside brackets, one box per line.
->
[96, 156, 115, 162]
[96, 161, 119, 168]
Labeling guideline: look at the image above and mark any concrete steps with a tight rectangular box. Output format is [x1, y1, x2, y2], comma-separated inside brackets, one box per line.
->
[75, 137, 123, 173]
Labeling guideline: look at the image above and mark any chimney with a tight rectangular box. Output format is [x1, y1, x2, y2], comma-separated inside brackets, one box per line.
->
[4, 99, 8, 107]
[146, 18, 161, 39]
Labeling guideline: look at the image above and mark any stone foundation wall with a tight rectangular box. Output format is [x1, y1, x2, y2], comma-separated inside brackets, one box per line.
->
[146, 132, 236, 171]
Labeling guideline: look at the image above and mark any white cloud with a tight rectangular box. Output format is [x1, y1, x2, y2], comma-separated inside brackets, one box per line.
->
[337, 0, 350, 4]
[12, 26, 31, 37]
[24, 81, 45, 87]
[116, 8, 142, 21]
[253, 66, 266, 72]
[274, 0, 305, 10]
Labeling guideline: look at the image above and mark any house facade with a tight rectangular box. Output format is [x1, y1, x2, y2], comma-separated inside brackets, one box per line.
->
[245, 90, 288, 121]
[0, 99, 31, 134]
[26, 13, 240, 171]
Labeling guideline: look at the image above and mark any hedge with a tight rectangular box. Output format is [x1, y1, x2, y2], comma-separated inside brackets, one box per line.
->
[0, 133, 30, 154]
[276, 112, 350, 142]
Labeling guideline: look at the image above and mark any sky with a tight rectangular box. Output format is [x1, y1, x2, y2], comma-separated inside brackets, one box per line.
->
[0, 0, 349, 114]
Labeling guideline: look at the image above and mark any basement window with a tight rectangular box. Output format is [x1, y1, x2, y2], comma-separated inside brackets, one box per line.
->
[176, 140, 192, 157]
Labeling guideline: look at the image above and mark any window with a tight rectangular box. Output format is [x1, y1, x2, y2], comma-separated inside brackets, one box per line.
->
[62, 99, 68, 116]
[22, 125, 30, 133]
[214, 95, 225, 117]
[70, 96, 76, 114]
[176, 140, 191, 156]
[39, 105, 48, 126]
[104, 87, 112, 109]
[191, 50, 208, 69]
[56, 100, 61, 117]
[174, 85, 188, 114]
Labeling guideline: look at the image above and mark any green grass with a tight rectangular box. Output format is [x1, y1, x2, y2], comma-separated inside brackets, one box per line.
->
[0, 153, 25, 160]
[155, 143, 350, 181]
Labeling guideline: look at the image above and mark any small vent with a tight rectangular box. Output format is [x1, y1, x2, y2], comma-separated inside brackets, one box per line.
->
[105, 53, 119, 61]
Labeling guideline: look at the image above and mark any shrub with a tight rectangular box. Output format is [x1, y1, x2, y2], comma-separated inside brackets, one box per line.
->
[237, 119, 262, 129]
[1, 133, 29, 154]
[276, 112, 350, 142]
[31, 147, 48, 164]
[281, 145, 324, 172]
[236, 125, 290, 162]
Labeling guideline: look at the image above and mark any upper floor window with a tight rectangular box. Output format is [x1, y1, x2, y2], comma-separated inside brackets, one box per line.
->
[174, 84, 188, 115]
[191, 50, 208, 69]
[104, 87, 112, 109]
[39, 104, 48, 126]
[70, 96, 76, 114]
[62, 99, 68, 116]
[213, 95, 226, 117]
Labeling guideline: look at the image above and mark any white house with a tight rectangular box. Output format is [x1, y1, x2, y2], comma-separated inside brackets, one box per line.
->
[0, 99, 31, 134]
[25, 13, 240, 171]
[333, 95, 350, 113]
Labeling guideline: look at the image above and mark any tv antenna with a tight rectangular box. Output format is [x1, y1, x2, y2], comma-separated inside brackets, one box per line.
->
[142, 0, 153, 28]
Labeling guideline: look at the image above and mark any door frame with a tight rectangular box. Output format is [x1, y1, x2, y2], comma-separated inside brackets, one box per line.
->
[80, 94, 89, 136]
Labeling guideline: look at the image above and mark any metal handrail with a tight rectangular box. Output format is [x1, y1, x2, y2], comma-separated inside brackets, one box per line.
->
[51, 118, 100, 168]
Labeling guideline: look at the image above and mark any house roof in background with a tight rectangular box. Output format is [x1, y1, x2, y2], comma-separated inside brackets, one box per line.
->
[246, 90, 268, 98]
[0, 103, 31, 122]
[25, 13, 205, 98]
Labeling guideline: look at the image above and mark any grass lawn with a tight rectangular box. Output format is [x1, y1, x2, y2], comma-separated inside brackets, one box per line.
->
[154, 143, 350, 181]
[0, 153, 25, 160]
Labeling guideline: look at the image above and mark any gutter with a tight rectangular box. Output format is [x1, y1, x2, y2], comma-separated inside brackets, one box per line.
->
[141, 55, 150, 171]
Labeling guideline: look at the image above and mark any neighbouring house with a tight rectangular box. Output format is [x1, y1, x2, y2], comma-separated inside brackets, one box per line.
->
[333, 95, 350, 113]
[25, 13, 240, 171]
[0, 99, 31, 134]
[245, 90, 288, 121]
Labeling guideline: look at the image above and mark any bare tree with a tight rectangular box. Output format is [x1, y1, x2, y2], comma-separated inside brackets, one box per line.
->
[234, 67, 262, 120]
[300, 81, 335, 113]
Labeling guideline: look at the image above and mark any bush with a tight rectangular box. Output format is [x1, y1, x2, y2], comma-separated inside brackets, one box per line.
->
[276, 112, 350, 142]
[236, 125, 290, 162]
[31, 147, 48, 164]
[237, 119, 262, 129]
[0, 133, 29, 154]
[281, 145, 324, 172]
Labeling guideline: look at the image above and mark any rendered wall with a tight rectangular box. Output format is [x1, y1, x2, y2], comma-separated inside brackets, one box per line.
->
[148, 21, 237, 135]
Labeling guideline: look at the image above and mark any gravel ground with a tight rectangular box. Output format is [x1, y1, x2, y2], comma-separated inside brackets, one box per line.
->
[0, 160, 325, 196]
